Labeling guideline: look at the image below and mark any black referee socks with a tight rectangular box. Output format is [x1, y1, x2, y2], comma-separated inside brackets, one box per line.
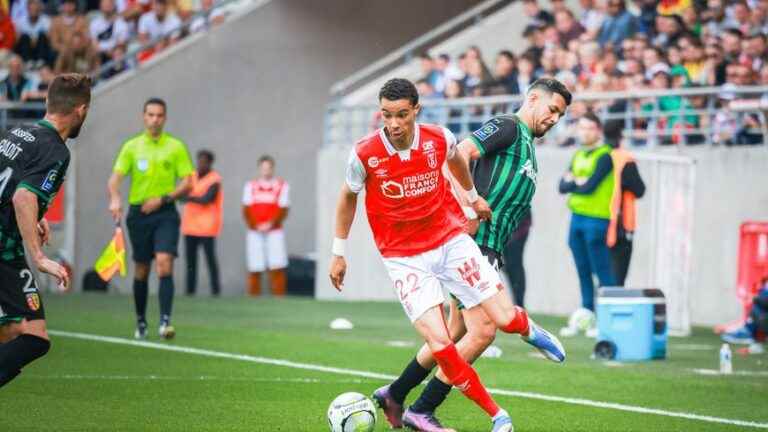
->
[0, 334, 51, 388]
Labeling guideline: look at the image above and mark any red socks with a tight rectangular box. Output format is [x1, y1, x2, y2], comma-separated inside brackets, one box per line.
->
[501, 306, 530, 336]
[433, 343, 499, 417]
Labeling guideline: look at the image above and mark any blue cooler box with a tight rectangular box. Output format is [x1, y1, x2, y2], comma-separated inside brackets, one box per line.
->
[596, 288, 667, 361]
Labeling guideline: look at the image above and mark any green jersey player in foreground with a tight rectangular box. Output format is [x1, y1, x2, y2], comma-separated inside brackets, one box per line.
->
[373, 78, 572, 431]
[0, 73, 92, 388]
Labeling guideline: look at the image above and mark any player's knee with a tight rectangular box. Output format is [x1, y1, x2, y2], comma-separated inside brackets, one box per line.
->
[469, 323, 496, 349]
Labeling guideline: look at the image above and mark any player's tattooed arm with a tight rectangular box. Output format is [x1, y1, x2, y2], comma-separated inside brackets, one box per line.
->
[329, 184, 358, 291]
[13, 189, 70, 289]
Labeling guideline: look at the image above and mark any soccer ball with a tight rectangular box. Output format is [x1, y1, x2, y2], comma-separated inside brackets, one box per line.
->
[327, 392, 377, 432]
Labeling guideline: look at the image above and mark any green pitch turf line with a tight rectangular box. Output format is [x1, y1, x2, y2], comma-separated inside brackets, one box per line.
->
[49, 329, 768, 430]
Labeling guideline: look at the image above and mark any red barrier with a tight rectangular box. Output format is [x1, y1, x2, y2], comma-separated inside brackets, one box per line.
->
[45, 184, 65, 224]
[736, 222, 768, 314]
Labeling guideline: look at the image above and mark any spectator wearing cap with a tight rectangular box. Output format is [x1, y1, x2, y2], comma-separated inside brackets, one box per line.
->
[598, 0, 639, 51]
[90, 0, 131, 64]
[49, 0, 89, 56]
[13, 0, 53, 67]
[555, 9, 584, 47]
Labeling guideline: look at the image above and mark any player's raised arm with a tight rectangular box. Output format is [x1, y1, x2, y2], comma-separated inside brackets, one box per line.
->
[13, 189, 69, 289]
[445, 142, 491, 221]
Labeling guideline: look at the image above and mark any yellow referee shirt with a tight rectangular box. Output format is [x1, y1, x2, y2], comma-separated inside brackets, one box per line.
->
[113, 132, 194, 205]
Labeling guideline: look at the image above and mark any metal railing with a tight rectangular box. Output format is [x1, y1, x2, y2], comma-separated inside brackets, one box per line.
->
[324, 86, 768, 149]
[328, 0, 511, 98]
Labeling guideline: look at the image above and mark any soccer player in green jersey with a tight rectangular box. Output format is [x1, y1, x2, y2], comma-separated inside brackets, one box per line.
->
[0, 74, 92, 388]
[373, 78, 572, 431]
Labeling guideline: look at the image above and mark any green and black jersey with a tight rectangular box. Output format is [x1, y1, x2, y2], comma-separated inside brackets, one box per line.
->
[469, 115, 537, 254]
[0, 120, 69, 261]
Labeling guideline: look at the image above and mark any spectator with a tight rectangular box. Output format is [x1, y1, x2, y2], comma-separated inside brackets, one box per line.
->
[54, 31, 100, 75]
[522, 0, 553, 27]
[604, 121, 645, 287]
[90, 0, 131, 63]
[559, 112, 617, 336]
[0, 55, 33, 101]
[542, 24, 562, 49]
[181, 149, 223, 297]
[0, 6, 16, 55]
[414, 79, 444, 124]
[680, 36, 707, 84]
[538, 47, 559, 78]
[550, 0, 568, 15]
[464, 56, 492, 96]
[100, 43, 131, 79]
[21, 64, 53, 104]
[49, 0, 89, 56]
[516, 53, 537, 95]
[704, 42, 728, 85]
[598, 0, 638, 51]
[13, 0, 53, 67]
[189, 0, 225, 34]
[657, 14, 688, 50]
[522, 23, 545, 61]
[722, 28, 744, 62]
[641, 46, 664, 78]
[742, 33, 767, 72]
[750, 3, 768, 35]
[443, 79, 465, 135]
[486, 50, 518, 95]
[642, 65, 698, 145]
[725, 0, 752, 35]
[417, 53, 442, 93]
[702, 0, 728, 36]
[578, 0, 605, 40]
[242, 155, 290, 297]
[137, 0, 181, 48]
[555, 8, 585, 46]
[635, 0, 658, 35]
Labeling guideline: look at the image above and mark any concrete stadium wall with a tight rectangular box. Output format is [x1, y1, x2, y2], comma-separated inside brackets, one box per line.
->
[315, 146, 768, 327]
[71, 0, 484, 294]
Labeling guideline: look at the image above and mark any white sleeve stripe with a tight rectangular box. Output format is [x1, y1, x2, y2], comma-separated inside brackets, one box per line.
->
[442, 126, 457, 157]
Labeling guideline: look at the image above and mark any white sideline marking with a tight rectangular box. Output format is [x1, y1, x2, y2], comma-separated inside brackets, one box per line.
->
[27, 374, 378, 384]
[50, 330, 768, 429]
[691, 369, 768, 377]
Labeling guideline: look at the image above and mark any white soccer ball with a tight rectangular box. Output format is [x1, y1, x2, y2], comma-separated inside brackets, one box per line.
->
[327, 392, 377, 432]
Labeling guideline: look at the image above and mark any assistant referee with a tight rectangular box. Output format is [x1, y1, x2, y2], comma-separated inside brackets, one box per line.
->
[107, 97, 193, 340]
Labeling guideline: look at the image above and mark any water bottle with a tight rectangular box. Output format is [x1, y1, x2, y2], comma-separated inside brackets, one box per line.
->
[719, 343, 733, 374]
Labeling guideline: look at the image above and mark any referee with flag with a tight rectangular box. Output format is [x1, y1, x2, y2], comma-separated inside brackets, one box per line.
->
[107, 97, 193, 340]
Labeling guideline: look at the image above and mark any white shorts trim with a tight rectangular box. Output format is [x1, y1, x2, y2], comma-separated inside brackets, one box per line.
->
[382, 234, 502, 322]
[246, 229, 288, 272]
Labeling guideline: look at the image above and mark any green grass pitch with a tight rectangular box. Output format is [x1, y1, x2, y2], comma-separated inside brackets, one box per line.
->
[3, 293, 766, 431]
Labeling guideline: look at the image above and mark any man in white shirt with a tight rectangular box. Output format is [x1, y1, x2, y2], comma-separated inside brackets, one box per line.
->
[90, 0, 131, 62]
[13, 0, 53, 66]
[138, 0, 181, 48]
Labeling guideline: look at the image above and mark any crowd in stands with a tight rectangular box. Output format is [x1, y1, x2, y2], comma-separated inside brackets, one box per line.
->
[0, 0, 226, 105]
[416, 0, 768, 146]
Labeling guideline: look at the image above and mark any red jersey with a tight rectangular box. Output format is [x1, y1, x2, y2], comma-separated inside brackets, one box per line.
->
[242, 177, 289, 229]
[346, 124, 467, 257]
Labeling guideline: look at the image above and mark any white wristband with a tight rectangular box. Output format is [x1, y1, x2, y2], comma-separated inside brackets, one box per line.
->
[332, 237, 346, 256]
[465, 186, 479, 204]
[462, 206, 478, 219]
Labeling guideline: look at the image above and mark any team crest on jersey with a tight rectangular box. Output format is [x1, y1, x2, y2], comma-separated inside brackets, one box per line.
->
[41, 169, 58, 192]
[427, 152, 438, 169]
[367, 157, 379, 168]
[26, 293, 40, 311]
[137, 159, 149, 172]
[472, 123, 500, 141]
[422, 141, 434, 152]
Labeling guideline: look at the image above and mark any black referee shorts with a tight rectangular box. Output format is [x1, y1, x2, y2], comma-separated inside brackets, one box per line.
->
[126, 203, 180, 263]
[0, 258, 45, 324]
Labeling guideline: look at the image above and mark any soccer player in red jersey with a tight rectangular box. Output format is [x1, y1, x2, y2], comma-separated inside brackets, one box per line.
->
[329, 78, 565, 432]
